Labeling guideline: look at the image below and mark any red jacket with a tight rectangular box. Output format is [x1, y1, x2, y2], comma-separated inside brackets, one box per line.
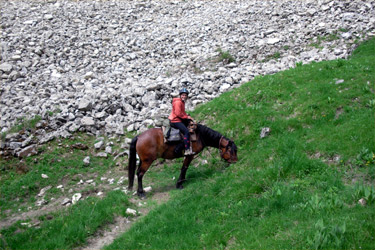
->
[169, 98, 191, 123]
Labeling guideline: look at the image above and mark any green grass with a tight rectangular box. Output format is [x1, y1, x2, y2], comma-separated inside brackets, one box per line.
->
[0, 190, 130, 249]
[0, 134, 119, 214]
[1, 38, 374, 249]
[105, 38, 375, 249]
[216, 47, 236, 64]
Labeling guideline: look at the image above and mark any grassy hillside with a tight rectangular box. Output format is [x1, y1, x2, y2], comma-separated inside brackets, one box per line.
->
[1, 38, 374, 249]
[106, 38, 375, 249]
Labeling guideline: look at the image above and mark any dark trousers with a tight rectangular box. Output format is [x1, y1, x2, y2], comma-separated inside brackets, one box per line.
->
[171, 122, 190, 150]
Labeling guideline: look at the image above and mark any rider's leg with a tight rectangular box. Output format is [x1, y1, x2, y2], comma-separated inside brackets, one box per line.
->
[171, 122, 192, 154]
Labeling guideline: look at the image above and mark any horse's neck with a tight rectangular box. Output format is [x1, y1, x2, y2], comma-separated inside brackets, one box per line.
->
[198, 125, 222, 149]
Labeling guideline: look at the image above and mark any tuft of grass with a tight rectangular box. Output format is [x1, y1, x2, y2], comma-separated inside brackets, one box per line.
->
[216, 47, 236, 64]
[7, 115, 42, 134]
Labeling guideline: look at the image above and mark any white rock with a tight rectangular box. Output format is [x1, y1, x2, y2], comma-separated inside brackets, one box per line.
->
[126, 208, 137, 216]
[44, 14, 53, 20]
[37, 186, 52, 197]
[117, 176, 125, 185]
[36, 198, 48, 206]
[96, 152, 108, 158]
[83, 156, 90, 165]
[105, 146, 112, 154]
[94, 140, 104, 149]
[61, 198, 71, 205]
[41, 174, 49, 179]
[335, 79, 345, 84]
[260, 127, 271, 138]
[0, 63, 13, 73]
[358, 198, 366, 206]
[72, 193, 82, 204]
[81, 117, 95, 126]
[267, 38, 280, 45]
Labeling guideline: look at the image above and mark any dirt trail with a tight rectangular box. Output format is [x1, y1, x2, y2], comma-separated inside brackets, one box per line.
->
[79, 191, 170, 250]
[0, 196, 69, 229]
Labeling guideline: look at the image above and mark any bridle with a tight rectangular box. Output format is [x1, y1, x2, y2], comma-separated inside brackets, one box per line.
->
[219, 136, 229, 160]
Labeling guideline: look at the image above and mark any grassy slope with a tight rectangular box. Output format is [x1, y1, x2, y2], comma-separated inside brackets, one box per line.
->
[0, 135, 132, 249]
[106, 39, 375, 249]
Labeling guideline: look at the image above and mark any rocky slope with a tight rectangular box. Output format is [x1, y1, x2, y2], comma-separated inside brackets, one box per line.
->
[0, 0, 374, 155]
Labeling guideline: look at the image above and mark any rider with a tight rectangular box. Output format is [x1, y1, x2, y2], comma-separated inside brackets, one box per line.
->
[169, 88, 194, 156]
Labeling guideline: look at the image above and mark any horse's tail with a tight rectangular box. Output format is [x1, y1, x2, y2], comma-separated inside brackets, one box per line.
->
[128, 136, 138, 190]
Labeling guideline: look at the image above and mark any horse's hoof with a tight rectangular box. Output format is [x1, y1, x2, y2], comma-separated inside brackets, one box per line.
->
[176, 184, 184, 190]
[137, 191, 146, 199]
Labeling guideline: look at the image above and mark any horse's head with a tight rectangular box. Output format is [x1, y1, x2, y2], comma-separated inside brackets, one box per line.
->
[219, 138, 238, 163]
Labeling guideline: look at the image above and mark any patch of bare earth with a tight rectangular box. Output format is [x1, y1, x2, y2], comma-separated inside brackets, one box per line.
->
[78, 191, 170, 250]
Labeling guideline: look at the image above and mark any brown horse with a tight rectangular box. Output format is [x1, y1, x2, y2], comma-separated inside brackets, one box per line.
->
[128, 124, 238, 197]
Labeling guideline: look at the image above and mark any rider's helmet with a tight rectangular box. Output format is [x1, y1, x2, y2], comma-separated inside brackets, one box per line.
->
[179, 88, 189, 96]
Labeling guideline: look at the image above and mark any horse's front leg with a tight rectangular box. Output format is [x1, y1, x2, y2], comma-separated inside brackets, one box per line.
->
[176, 156, 194, 189]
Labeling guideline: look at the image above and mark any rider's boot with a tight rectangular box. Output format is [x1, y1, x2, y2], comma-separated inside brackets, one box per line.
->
[184, 144, 194, 156]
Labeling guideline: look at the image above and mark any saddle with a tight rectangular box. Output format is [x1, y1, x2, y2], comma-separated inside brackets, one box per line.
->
[163, 121, 197, 143]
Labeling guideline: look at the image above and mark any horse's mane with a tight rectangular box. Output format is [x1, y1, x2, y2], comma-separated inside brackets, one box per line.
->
[196, 124, 223, 148]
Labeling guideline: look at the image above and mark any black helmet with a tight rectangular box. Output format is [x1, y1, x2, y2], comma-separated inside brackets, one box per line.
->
[179, 88, 189, 95]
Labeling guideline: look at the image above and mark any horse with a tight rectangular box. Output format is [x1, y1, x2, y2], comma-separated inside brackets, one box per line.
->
[128, 124, 238, 197]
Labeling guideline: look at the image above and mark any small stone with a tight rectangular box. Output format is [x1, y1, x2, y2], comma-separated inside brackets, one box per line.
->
[61, 198, 71, 206]
[78, 100, 92, 111]
[84, 72, 94, 79]
[83, 156, 90, 165]
[144, 186, 152, 193]
[37, 185, 52, 197]
[96, 152, 108, 158]
[72, 193, 82, 204]
[105, 146, 112, 154]
[341, 32, 352, 40]
[126, 208, 137, 216]
[81, 117, 95, 126]
[44, 14, 53, 20]
[358, 198, 366, 206]
[267, 38, 280, 45]
[117, 176, 125, 184]
[335, 79, 345, 84]
[260, 127, 271, 138]
[94, 140, 104, 149]
[16, 144, 38, 158]
[41, 174, 49, 179]
[36, 198, 48, 206]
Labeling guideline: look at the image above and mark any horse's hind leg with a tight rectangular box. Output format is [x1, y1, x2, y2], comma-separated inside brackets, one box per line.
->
[176, 156, 194, 189]
[137, 160, 153, 198]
